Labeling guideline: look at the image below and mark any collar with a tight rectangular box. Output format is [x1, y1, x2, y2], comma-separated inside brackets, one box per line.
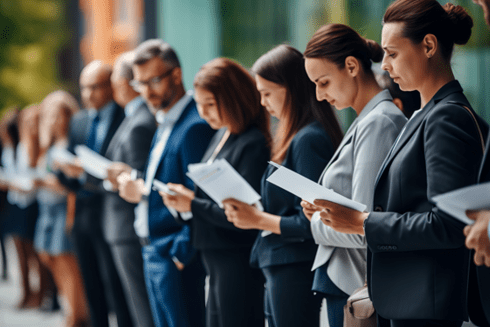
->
[431, 80, 463, 105]
[88, 101, 115, 120]
[155, 90, 194, 125]
[357, 89, 393, 121]
[125, 96, 144, 118]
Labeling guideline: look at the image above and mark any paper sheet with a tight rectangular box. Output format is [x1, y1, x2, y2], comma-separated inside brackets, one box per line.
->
[74, 145, 112, 179]
[432, 182, 490, 225]
[266, 162, 367, 212]
[186, 159, 261, 208]
[51, 147, 76, 164]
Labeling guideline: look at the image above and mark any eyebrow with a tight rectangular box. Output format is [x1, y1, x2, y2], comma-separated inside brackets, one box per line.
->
[314, 74, 328, 83]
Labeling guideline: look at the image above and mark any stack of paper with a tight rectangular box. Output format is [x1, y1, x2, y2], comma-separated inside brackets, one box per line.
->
[432, 182, 490, 225]
[266, 162, 367, 212]
[74, 145, 113, 179]
[186, 159, 261, 208]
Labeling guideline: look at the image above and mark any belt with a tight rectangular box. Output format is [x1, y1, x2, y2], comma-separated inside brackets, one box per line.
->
[139, 237, 151, 247]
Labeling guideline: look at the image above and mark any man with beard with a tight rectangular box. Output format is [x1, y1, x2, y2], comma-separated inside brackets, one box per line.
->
[117, 40, 214, 327]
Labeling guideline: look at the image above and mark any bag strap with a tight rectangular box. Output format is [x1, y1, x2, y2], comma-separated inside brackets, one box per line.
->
[448, 101, 485, 154]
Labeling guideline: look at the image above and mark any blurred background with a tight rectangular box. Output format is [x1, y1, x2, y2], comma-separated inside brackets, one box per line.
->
[1, 0, 489, 129]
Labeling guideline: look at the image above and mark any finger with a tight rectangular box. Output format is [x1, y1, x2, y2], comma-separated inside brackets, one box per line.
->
[313, 199, 335, 208]
[485, 253, 490, 268]
[222, 198, 241, 208]
[463, 225, 472, 237]
[466, 210, 477, 221]
[301, 200, 314, 209]
[475, 252, 485, 266]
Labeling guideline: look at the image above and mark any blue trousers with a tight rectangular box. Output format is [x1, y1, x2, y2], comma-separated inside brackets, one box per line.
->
[142, 245, 205, 327]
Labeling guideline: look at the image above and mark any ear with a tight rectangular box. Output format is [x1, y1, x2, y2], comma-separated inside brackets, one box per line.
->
[422, 34, 438, 59]
[172, 67, 183, 86]
[344, 56, 360, 77]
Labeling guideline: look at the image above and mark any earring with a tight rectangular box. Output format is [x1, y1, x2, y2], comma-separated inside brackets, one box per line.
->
[428, 54, 432, 58]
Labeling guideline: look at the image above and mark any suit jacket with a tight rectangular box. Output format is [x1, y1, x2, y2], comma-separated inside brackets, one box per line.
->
[102, 99, 156, 243]
[59, 101, 125, 235]
[365, 81, 489, 320]
[147, 99, 215, 265]
[310, 90, 407, 296]
[249, 121, 334, 269]
[189, 126, 270, 250]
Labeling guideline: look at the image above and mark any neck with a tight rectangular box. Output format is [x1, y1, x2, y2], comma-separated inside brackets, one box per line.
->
[351, 74, 383, 116]
[418, 62, 454, 108]
[123, 95, 139, 108]
[161, 86, 186, 113]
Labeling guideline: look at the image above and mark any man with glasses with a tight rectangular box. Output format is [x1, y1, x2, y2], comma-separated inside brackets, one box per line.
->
[117, 39, 214, 327]
[56, 60, 132, 327]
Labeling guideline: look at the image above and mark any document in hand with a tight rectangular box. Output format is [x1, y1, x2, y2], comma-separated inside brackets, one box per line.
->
[74, 145, 112, 179]
[431, 182, 490, 225]
[266, 162, 367, 212]
[186, 159, 261, 208]
[0, 167, 35, 191]
[51, 147, 76, 164]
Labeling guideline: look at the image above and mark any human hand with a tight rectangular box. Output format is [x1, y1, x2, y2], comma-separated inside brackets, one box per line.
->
[312, 199, 368, 235]
[160, 183, 194, 212]
[57, 159, 85, 178]
[464, 209, 490, 267]
[106, 162, 132, 189]
[223, 198, 262, 230]
[117, 172, 145, 203]
[301, 200, 322, 221]
[173, 257, 185, 271]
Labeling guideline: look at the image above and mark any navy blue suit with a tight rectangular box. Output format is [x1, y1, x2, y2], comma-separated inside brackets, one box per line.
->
[142, 98, 214, 327]
[251, 121, 335, 327]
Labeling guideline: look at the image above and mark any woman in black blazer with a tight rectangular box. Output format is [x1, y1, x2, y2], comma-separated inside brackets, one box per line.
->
[312, 1, 488, 326]
[160, 58, 271, 327]
[223, 45, 344, 327]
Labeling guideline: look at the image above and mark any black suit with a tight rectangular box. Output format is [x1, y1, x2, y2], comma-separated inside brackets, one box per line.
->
[364, 81, 489, 325]
[60, 101, 133, 327]
[102, 98, 156, 327]
[188, 126, 270, 327]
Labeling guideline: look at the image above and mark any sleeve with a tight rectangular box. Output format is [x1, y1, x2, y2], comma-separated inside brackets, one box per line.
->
[124, 122, 156, 171]
[190, 133, 270, 230]
[169, 224, 194, 266]
[280, 129, 334, 240]
[311, 112, 404, 248]
[365, 104, 483, 253]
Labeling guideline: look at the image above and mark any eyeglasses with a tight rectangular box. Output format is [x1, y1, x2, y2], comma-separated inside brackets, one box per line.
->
[130, 68, 174, 92]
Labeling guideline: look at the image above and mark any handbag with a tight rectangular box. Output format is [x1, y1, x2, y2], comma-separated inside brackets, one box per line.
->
[343, 282, 376, 327]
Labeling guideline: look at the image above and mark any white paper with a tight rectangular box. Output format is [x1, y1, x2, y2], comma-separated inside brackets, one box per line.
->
[74, 145, 112, 179]
[266, 163, 367, 212]
[0, 167, 35, 191]
[186, 158, 261, 208]
[432, 182, 490, 225]
[51, 147, 76, 164]
[152, 179, 177, 196]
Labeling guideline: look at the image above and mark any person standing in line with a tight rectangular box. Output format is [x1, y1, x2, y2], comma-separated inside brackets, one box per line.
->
[117, 39, 215, 327]
[298, 24, 407, 327]
[161, 57, 271, 327]
[56, 61, 132, 327]
[310, 1, 488, 326]
[221, 44, 343, 327]
[34, 90, 89, 327]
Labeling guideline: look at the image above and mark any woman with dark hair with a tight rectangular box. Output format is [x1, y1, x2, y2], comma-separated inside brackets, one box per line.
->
[311, 1, 487, 326]
[300, 24, 407, 327]
[161, 57, 270, 327]
[221, 44, 342, 327]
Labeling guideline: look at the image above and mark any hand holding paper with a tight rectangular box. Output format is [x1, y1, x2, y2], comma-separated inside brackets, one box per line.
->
[159, 183, 194, 213]
[74, 145, 112, 179]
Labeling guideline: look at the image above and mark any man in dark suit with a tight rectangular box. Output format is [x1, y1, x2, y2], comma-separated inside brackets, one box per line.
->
[117, 40, 214, 327]
[57, 61, 132, 327]
[100, 51, 156, 327]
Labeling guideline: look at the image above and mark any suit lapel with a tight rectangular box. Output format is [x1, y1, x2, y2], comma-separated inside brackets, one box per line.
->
[100, 103, 125, 156]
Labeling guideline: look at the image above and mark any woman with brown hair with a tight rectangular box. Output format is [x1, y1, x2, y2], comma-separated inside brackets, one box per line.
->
[299, 24, 407, 326]
[222, 44, 343, 327]
[34, 90, 89, 327]
[310, 1, 486, 326]
[161, 57, 270, 327]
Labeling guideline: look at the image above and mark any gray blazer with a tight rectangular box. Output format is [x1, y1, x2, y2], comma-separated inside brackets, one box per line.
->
[310, 90, 407, 295]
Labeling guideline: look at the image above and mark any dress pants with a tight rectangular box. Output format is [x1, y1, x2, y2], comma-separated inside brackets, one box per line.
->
[377, 315, 463, 327]
[110, 241, 154, 327]
[71, 228, 133, 327]
[201, 248, 264, 327]
[262, 262, 322, 327]
[142, 244, 205, 327]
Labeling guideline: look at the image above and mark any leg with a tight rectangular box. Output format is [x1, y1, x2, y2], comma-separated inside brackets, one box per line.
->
[181, 256, 206, 327]
[110, 242, 154, 327]
[263, 262, 321, 327]
[325, 293, 350, 327]
[0, 231, 7, 280]
[389, 319, 463, 327]
[13, 236, 33, 308]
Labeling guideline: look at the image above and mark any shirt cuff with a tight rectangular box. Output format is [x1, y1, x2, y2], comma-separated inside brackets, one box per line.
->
[180, 211, 193, 221]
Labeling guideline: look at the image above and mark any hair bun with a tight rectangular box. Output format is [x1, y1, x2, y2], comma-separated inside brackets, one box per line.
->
[364, 38, 384, 63]
[443, 3, 473, 45]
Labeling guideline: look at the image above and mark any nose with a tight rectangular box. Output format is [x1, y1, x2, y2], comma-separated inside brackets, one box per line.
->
[316, 86, 326, 102]
[381, 54, 390, 72]
[260, 95, 266, 108]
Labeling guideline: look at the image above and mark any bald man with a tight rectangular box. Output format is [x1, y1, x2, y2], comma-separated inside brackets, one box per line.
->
[57, 61, 132, 327]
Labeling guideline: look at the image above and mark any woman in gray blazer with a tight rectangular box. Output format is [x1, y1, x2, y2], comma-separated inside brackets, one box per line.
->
[301, 24, 407, 327]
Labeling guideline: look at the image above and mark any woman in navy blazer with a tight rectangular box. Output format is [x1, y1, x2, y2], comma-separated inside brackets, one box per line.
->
[223, 45, 344, 327]
[314, 1, 488, 326]
[161, 58, 271, 327]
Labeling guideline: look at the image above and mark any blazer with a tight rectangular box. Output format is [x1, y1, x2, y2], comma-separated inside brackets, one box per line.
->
[59, 101, 125, 235]
[310, 90, 407, 296]
[189, 126, 270, 250]
[365, 81, 489, 321]
[147, 98, 215, 265]
[249, 121, 335, 269]
[102, 100, 156, 243]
